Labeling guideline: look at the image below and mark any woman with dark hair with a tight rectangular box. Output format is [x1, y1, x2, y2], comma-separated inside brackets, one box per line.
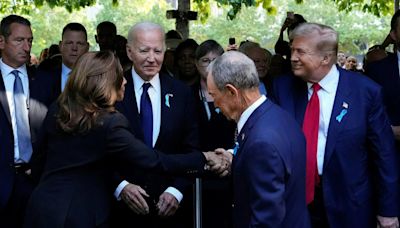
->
[193, 40, 236, 228]
[175, 39, 200, 86]
[23, 51, 225, 228]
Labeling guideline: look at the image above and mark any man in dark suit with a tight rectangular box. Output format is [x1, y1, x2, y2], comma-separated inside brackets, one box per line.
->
[272, 22, 399, 228]
[50, 23, 89, 95]
[365, 10, 400, 145]
[111, 22, 200, 228]
[0, 14, 57, 228]
[207, 51, 310, 227]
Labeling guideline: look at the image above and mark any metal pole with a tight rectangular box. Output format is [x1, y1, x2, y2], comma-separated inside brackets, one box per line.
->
[195, 178, 202, 228]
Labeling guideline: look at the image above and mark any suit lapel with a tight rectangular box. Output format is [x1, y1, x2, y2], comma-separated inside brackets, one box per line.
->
[234, 100, 272, 159]
[323, 69, 352, 167]
[155, 73, 173, 148]
[0, 72, 11, 124]
[122, 70, 143, 139]
[293, 77, 308, 125]
[27, 66, 36, 123]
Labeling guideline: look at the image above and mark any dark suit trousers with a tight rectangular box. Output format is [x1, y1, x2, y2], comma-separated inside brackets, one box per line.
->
[308, 177, 330, 228]
[0, 172, 35, 228]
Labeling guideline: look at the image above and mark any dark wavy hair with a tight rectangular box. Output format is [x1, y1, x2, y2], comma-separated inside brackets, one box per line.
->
[57, 51, 124, 134]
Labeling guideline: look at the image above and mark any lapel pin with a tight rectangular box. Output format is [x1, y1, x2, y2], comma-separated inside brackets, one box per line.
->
[233, 142, 239, 156]
[215, 108, 220, 114]
[336, 101, 348, 123]
[165, 94, 173, 108]
[241, 133, 245, 141]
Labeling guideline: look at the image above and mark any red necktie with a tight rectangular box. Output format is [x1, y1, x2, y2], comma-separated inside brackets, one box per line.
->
[303, 83, 321, 204]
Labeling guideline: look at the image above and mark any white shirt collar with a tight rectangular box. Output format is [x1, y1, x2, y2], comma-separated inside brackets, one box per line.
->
[0, 58, 28, 79]
[131, 68, 160, 93]
[237, 95, 267, 133]
[307, 64, 339, 94]
[61, 63, 71, 77]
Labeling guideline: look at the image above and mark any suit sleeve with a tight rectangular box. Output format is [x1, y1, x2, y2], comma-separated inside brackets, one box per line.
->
[170, 86, 201, 194]
[106, 113, 206, 176]
[368, 87, 399, 216]
[247, 140, 286, 227]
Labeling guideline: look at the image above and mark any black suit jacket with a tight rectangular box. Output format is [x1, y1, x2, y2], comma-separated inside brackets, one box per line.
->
[0, 66, 57, 210]
[115, 70, 200, 200]
[24, 106, 205, 227]
[365, 53, 400, 126]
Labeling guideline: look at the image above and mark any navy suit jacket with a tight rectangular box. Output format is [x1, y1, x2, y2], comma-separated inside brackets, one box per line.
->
[0, 66, 57, 209]
[272, 68, 399, 227]
[365, 53, 400, 126]
[233, 99, 310, 228]
[115, 70, 199, 201]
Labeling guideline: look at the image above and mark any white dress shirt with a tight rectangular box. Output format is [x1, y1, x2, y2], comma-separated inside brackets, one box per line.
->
[61, 63, 71, 92]
[115, 68, 183, 203]
[237, 95, 267, 134]
[0, 59, 30, 163]
[306, 65, 339, 175]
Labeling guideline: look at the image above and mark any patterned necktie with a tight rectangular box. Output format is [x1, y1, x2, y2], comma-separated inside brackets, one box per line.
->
[11, 70, 33, 163]
[140, 83, 153, 148]
[303, 83, 321, 204]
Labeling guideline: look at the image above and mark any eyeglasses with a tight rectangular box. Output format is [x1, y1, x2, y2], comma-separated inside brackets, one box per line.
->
[198, 58, 216, 67]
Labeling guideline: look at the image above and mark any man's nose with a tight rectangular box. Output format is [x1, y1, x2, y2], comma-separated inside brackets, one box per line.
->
[22, 40, 31, 52]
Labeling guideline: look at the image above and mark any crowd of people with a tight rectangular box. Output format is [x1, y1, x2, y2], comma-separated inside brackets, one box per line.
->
[0, 8, 400, 228]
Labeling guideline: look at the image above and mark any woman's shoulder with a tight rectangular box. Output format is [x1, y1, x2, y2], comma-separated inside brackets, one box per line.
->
[98, 111, 130, 129]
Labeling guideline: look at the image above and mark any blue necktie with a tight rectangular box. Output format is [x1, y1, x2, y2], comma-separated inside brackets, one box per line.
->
[11, 70, 33, 163]
[140, 83, 153, 148]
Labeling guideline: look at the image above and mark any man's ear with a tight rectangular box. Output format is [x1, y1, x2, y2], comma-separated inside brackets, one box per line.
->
[126, 44, 134, 62]
[390, 30, 397, 42]
[225, 84, 238, 97]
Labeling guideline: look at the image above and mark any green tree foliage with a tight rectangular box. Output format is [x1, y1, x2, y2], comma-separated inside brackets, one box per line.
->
[0, 4, 95, 56]
[94, 0, 174, 38]
[0, 0, 396, 19]
[0, 0, 393, 57]
[191, 0, 390, 54]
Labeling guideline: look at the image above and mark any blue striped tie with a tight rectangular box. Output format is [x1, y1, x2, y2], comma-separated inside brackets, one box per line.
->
[11, 70, 33, 163]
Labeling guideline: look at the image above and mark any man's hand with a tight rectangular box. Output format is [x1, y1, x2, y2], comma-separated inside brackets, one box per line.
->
[156, 192, 179, 217]
[120, 183, 149, 215]
[391, 125, 400, 141]
[377, 216, 399, 228]
[214, 148, 232, 177]
[203, 149, 232, 177]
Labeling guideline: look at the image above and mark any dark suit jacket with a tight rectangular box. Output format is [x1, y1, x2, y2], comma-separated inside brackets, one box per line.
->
[272, 68, 399, 227]
[0, 66, 57, 210]
[114, 70, 199, 206]
[365, 53, 400, 126]
[24, 106, 205, 228]
[233, 99, 310, 228]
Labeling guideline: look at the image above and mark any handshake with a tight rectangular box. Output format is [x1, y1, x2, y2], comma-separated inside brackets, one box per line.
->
[202, 148, 232, 177]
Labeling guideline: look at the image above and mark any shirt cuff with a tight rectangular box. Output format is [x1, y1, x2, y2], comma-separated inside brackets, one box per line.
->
[227, 149, 234, 154]
[114, 180, 130, 200]
[165, 187, 183, 203]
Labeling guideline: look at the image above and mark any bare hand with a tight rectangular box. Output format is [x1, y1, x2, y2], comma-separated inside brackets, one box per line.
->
[156, 192, 179, 217]
[377, 216, 399, 228]
[391, 125, 400, 141]
[214, 148, 232, 177]
[121, 183, 149, 215]
[203, 150, 231, 176]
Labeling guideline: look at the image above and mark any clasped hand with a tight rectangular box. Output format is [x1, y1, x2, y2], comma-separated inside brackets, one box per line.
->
[203, 148, 232, 177]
